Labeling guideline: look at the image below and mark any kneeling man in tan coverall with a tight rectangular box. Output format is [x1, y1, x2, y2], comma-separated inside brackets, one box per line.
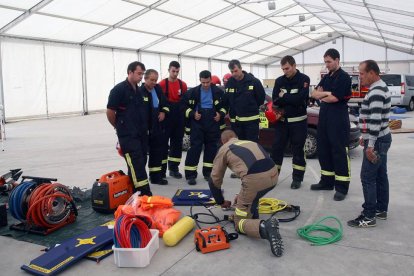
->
[208, 130, 283, 257]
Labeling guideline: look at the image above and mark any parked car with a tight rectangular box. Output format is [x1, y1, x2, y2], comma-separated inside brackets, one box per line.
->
[258, 106, 360, 158]
[182, 89, 361, 159]
[183, 106, 360, 159]
[380, 73, 414, 111]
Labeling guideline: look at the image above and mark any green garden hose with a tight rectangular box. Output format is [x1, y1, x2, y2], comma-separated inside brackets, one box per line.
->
[297, 216, 343, 246]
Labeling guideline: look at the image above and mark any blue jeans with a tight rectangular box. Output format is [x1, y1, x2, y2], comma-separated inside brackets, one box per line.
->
[361, 133, 392, 218]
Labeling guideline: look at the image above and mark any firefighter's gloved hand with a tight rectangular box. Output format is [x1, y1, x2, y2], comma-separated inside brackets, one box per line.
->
[221, 200, 231, 209]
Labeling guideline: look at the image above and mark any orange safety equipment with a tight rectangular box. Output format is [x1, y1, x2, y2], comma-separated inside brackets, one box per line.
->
[223, 73, 231, 83]
[211, 75, 221, 86]
[264, 102, 276, 123]
[140, 195, 174, 210]
[264, 101, 284, 124]
[115, 194, 180, 237]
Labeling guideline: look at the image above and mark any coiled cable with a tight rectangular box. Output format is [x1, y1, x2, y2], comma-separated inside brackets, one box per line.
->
[26, 183, 76, 229]
[114, 214, 152, 248]
[297, 216, 343, 246]
[9, 181, 37, 221]
[258, 198, 287, 214]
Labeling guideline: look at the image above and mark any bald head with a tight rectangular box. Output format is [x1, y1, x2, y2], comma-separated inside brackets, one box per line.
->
[221, 129, 237, 144]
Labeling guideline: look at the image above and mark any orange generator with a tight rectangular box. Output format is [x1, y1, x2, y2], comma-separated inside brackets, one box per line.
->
[91, 170, 133, 213]
[194, 226, 231, 253]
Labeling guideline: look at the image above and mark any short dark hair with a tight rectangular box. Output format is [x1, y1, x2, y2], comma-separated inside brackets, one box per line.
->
[127, 61, 145, 74]
[360, 60, 380, 75]
[281, 55, 296, 66]
[228, 59, 242, 70]
[324, 48, 340, 60]
[199, 70, 211, 79]
[169, 61, 180, 69]
[144, 69, 158, 79]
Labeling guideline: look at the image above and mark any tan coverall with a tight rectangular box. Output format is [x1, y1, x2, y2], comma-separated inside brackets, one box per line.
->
[210, 138, 278, 238]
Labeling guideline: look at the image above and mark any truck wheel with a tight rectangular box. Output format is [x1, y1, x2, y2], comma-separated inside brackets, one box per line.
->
[305, 128, 318, 159]
[408, 98, 414, 111]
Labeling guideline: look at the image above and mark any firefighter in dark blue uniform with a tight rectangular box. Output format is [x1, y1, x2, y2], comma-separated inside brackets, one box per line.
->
[224, 59, 265, 142]
[311, 48, 352, 201]
[272, 55, 310, 189]
[184, 70, 226, 185]
[141, 69, 170, 185]
[159, 61, 188, 179]
[106, 61, 152, 196]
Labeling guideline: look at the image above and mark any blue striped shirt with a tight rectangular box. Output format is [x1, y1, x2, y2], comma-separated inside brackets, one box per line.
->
[359, 79, 391, 147]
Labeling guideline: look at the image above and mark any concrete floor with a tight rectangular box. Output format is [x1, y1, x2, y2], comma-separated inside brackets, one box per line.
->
[0, 112, 413, 276]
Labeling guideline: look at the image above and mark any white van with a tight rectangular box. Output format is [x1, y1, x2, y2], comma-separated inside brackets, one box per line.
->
[380, 74, 414, 111]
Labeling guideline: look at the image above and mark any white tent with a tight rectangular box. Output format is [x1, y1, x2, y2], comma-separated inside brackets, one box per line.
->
[0, 0, 413, 120]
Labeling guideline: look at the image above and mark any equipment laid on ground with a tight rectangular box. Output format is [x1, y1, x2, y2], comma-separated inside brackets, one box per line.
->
[9, 176, 77, 235]
[113, 214, 152, 248]
[189, 203, 238, 254]
[112, 214, 159, 267]
[194, 225, 231, 254]
[258, 198, 301, 223]
[393, 107, 407, 114]
[91, 170, 133, 213]
[389, 119, 402, 130]
[297, 216, 343, 246]
[163, 216, 195, 246]
[0, 168, 22, 194]
[113, 229, 159, 268]
[172, 189, 217, 206]
[115, 193, 181, 237]
[21, 221, 114, 276]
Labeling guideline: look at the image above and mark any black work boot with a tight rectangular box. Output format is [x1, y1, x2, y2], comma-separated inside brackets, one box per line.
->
[310, 181, 334, 190]
[291, 180, 302, 189]
[259, 217, 283, 257]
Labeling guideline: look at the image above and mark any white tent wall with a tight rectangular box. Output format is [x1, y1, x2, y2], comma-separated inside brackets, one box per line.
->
[44, 43, 83, 115]
[160, 54, 178, 80]
[195, 58, 209, 85]
[267, 37, 414, 86]
[140, 52, 161, 77]
[84, 47, 114, 112]
[211, 60, 229, 81]
[2, 36, 414, 120]
[180, 57, 197, 88]
[251, 65, 266, 84]
[113, 49, 139, 86]
[267, 66, 280, 81]
[1, 39, 47, 119]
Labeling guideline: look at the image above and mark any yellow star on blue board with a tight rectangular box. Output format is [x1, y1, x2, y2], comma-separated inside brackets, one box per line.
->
[75, 236, 96, 247]
[189, 192, 203, 197]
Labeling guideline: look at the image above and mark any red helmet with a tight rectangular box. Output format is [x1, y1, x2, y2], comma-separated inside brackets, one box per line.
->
[223, 73, 232, 83]
[264, 102, 277, 123]
[211, 75, 221, 85]
[264, 102, 283, 124]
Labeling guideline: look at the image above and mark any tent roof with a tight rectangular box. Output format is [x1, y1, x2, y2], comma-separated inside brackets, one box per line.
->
[0, 0, 412, 65]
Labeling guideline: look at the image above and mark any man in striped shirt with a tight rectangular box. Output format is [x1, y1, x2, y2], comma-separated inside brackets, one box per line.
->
[348, 60, 392, 228]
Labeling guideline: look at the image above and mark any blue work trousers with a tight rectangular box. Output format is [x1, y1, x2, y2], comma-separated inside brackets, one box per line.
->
[361, 133, 392, 218]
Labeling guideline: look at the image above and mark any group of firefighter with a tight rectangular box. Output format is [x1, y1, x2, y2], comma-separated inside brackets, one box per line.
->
[107, 48, 392, 256]
[106, 49, 352, 201]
